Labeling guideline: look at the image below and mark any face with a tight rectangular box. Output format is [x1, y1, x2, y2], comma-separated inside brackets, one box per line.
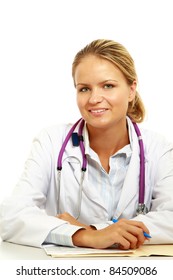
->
[74, 55, 136, 131]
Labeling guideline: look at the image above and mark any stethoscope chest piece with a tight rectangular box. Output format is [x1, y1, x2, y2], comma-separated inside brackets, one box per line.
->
[136, 203, 148, 215]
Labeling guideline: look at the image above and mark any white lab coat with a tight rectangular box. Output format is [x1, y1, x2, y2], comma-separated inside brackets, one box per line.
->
[1, 119, 173, 247]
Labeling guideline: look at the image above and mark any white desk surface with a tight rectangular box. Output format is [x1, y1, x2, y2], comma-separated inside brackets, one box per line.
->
[0, 241, 52, 260]
[1, 241, 173, 260]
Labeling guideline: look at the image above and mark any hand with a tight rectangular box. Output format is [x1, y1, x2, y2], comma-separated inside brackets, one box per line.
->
[56, 212, 94, 230]
[72, 218, 150, 250]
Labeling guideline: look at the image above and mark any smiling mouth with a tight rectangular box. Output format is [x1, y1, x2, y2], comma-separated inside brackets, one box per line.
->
[89, 109, 108, 113]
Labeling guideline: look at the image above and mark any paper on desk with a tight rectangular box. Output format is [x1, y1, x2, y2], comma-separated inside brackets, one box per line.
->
[133, 244, 173, 257]
[43, 244, 173, 258]
[43, 245, 134, 258]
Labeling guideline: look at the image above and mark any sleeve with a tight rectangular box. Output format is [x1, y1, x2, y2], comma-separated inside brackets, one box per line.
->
[44, 224, 84, 247]
[0, 127, 81, 247]
[132, 143, 173, 244]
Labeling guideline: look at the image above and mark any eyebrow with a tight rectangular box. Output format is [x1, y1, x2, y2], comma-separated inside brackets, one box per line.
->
[76, 83, 88, 87]
[76, 79, 119, 87]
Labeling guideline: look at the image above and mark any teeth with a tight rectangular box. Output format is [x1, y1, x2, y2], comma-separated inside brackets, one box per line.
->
[91, 109, 106, 113]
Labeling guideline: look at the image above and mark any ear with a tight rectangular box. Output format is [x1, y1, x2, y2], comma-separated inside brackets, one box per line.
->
[128, 80, 137, 102]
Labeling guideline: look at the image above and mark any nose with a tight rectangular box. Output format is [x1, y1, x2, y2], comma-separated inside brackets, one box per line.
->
[88, 88, 103, 104]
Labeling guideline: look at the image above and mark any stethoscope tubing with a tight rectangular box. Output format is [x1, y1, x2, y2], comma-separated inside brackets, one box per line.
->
[132, 122, 145, 204]
[57, 118, 82, 170]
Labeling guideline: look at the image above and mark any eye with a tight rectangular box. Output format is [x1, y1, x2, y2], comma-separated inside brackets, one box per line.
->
[104, 84, 114, 89]
[79, 87, 89, 92]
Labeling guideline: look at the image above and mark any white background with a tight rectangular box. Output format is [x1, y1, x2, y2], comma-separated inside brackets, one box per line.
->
[0, 0, 173, 202]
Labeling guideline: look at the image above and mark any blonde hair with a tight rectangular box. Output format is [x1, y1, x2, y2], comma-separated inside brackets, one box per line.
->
[72, 39, 145, 123]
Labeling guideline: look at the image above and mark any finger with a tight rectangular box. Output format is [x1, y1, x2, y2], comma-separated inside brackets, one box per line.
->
[112, 226, 138, 249]
[128, 220, 150, 234]
[113, 236, 131, 250]
[114, 221, 146, 247]
[120, 219, 150, 236]
[126, 226, 146, 245]
[120, 230, 140, 249]
[108, 237, 135, 250]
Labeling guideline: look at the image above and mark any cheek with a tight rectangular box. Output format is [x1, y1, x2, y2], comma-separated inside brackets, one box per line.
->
[108, 93, 127, 105]
[76, 95, 85, 110]
[110, 92, 129, 111]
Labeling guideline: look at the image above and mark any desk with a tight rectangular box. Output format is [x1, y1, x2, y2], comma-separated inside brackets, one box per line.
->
[1, 241, 173, 260]
[0, 241, 52, 260]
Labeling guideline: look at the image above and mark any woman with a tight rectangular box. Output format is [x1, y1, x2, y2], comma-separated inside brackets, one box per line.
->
[1, 39, 173, 250]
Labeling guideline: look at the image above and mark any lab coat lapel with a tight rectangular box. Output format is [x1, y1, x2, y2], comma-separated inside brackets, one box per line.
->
[115, 123, 140, 218]
[64, 145, 108, 217]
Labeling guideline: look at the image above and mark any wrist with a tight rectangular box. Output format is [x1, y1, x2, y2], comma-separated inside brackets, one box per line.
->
[72, 228, 93, 247]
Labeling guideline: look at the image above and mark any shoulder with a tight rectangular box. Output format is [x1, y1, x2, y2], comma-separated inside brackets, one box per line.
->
[33, 123, 74, 147]
[140, 126, 173, 156]
[128, 117, 173, 153]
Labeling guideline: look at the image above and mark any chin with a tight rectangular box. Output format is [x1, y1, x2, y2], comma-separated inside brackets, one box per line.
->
[86, 119, 112, 129]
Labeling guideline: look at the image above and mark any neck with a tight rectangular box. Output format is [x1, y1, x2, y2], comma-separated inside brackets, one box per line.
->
[87, 119, 130, 157]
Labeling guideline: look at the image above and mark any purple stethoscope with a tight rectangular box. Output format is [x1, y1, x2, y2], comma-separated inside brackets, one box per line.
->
[57, 118, 148, 219]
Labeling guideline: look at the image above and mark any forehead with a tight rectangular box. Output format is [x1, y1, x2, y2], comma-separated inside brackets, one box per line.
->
[74, 55, 124, 82]
[76, 55, 115, 70]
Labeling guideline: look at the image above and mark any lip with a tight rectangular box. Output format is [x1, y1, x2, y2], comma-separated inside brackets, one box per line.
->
[88, 108, 108, 116]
